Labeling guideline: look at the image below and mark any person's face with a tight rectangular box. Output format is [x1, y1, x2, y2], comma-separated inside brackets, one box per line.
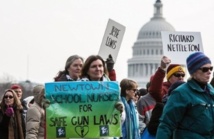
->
[4, 91, 14, 106]
[14, 89, 22, 100]
[87, 59, 104, 81]
[192, 64, 213, 84]
[133, 93, 139, 103]
[67, 58, 83, 80]
[169, 71, 185, 84]
[126, 88, 138, 101]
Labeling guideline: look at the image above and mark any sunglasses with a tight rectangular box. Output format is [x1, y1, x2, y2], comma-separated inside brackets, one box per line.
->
[173, 73, 185, 78]
[199, 66, 213, 72]
[4, 95, 14, 99]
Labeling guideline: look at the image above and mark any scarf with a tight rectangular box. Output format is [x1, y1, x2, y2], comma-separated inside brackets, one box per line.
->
[121, 97, 140, 139]
[8, 109, 24, 139]
[66, 74, 80, 81]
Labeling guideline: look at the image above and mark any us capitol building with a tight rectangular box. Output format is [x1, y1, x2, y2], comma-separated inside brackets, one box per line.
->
[127, 0, 175, 87]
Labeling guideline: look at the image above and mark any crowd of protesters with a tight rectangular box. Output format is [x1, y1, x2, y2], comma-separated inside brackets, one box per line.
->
[0, 51, 214, 139]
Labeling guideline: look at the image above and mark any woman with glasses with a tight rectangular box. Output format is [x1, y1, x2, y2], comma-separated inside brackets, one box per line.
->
[120, 79, 141, 139]
[0, 89, 25, 139]
[156, 52, 214, 139]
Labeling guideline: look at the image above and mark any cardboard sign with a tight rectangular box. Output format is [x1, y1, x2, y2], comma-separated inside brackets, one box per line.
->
[161, 31, 203, 64]
[45, 81, 121, 138]
[98, 19, 126, 62]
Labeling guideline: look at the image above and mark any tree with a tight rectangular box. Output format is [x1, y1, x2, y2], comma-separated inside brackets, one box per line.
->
[0, 72, 17, 83]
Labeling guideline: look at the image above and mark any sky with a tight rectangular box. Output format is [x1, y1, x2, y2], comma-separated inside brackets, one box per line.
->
[0, 0, 214, 84]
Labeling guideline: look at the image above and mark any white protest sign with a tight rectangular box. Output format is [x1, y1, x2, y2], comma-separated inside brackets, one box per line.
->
[98, 19, 126, 62]
[161, 31, 203, 65]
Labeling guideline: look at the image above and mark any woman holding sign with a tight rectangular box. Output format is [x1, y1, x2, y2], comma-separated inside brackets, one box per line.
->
[81, 55, 123, 139]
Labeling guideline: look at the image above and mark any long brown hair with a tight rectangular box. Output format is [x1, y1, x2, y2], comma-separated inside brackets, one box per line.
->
[81, 55, 108, 79]
[0, 89, 23, 112]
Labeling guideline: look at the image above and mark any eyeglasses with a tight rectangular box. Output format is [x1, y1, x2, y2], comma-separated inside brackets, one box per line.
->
[4, 95, 14, 99]
[173, 73, 185, 78]
[199, 66, 213, 72]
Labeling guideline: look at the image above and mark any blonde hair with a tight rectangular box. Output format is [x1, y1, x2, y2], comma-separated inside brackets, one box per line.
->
[0, 89, 23, 111]
[33, 85, 45, 107]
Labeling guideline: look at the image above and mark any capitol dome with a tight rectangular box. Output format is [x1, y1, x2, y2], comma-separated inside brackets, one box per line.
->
[138, 19, 175, 39]
[127, 0, 175, 87]
[137, 0, 175, 40]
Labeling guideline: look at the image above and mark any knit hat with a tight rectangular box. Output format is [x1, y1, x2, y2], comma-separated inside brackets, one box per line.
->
[10, 84, 22, 90]
[166, 64, 185, 80]
[186, 52, 211, 75]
